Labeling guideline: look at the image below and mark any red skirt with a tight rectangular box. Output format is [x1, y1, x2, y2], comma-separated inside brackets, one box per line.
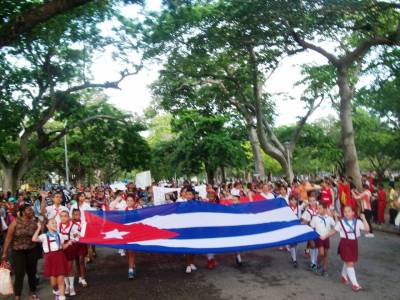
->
[76, 243, 88, 257]
[43, 251, 71, 277]
[338, 238, 358, 262]
[63, 244, 78, 261]
[315, 238, 330, 249]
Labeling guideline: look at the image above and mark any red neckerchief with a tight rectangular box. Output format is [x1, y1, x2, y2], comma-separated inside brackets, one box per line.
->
[72, 220, 81, 232]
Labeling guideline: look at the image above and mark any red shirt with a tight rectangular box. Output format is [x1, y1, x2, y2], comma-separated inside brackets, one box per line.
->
[320, 188, 332, 207]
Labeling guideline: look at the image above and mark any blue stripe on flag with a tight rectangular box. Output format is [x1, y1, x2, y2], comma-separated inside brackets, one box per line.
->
[92, 231, 319, 254]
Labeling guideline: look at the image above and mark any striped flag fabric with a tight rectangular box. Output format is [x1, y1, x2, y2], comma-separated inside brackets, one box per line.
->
[80, 198, 319, 254]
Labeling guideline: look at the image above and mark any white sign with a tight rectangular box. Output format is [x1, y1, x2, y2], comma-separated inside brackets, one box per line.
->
[135, 171, 152, 189]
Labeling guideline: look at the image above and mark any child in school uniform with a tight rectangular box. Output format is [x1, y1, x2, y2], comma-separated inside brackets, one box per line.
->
[310, 203, 336, 276]
[288, 195, 304, 268]
[301, 192, 319, 269]
[71, 208, 89, 288]
[320, 206, 369, 292]
[32, 218, 72, 300]
[59, 211, 80, 296]
[125, 194, 142, 279]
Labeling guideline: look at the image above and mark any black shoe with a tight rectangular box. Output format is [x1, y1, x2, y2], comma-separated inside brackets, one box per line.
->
[235, 256, 242, 267]
[292, 260, 298, 268]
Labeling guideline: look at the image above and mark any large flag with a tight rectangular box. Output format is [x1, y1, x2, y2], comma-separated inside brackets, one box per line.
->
[80, 198, 318, 254]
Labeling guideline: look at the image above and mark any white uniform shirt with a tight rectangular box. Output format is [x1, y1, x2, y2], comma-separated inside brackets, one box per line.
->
[59, 222, 80, 242]
[45, 205, 69, 224]
[110, 199, 127, 211]
[261, 192, 275, 200]
[310, 214, 335, 236]
[335, 218, 365, 240]
[69, 202, 94, 222]
[38, 232, 66, 253]
[301, 207, 318, 223]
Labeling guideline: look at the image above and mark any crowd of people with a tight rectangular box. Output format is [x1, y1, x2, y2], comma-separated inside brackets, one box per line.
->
[0, 174, 399, 299]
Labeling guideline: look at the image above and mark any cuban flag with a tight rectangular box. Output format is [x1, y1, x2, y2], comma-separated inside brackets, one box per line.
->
[80, 198, 318, 254]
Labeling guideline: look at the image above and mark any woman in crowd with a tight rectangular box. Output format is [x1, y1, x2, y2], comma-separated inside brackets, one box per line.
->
[1, 204, 39, 300]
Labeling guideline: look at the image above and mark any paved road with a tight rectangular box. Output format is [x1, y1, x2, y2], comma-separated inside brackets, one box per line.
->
[16, 231, 400, 300]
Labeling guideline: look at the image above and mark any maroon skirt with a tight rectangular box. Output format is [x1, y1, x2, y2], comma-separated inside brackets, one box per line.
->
[338, 238, 358, 262]
[315, 238, 330, 249]
[43, 251, 71, 277]
[76, 243, 88, 257]
[63, 244, 78, 261]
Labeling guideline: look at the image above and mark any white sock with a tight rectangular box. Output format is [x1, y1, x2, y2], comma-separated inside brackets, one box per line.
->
[290, 247, 297, 261]
[347, 267, 359, 286]
[207, 253, 215, 260]
[236, 254, 242, 263]
[341, 263, 348, 278]
[310, 249, 317, 265]
[64, 278, 69, 289]
[59, 296, 66, 300]
[128, 268, 134, 272]
[68, 277, 74, 289]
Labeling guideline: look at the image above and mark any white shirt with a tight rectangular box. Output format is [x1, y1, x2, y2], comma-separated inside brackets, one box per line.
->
[69, 202, 94, 222]
[45, 205, 69, 225]
[110, 199, 127, 211]
[38, 233, 66, 253]
[59, 222, 80, 242]
[335, 218, 365, 240]
[261, 192, 275, 200]
[176, 197, 187, 203]
[289, 203, 304, 219]
[301, 207, 318, 223]
[310, 214, 335, 235]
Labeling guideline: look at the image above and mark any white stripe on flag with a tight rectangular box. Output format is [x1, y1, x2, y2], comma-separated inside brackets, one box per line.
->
[131, 225, 313, 249]
[128, 207, 297, 229]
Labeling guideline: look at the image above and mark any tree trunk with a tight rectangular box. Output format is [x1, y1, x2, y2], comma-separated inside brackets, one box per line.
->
[220, 165, 226, 183]
[248, 127, 265, 179]
[206, 167, 215, 185]
[337, 68, 362, 189]
[2, 167, 19, 194]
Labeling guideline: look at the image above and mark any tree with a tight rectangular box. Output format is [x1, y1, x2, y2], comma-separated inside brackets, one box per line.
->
[283, 0, 400, 187]
[0, 0, 143, 192]
[145, 1, 324, 183]
[352, 109, 399, 182]
[0, 0, 143, 48]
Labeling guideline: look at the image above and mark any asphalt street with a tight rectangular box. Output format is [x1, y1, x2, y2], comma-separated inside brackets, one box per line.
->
[11, 231, 400, 300]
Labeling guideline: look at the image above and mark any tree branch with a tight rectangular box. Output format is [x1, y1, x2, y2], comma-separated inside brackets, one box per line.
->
[0, 0, 94, 48]
[63, 68, 141, 94]
[290, 96, 324, 148]
[287, 23, 339, 65]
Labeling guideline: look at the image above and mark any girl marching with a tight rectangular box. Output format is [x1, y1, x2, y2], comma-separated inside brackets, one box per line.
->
[125, 194, 143, 279]
[71, 208, 89, 288]
[320, 206, 369, 292]
[32, 218, 72, 300]
[59, 211, 80, 296]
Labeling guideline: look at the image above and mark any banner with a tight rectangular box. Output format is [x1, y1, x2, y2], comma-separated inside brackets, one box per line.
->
[80, 198, 318, 254]
[152, 186, 181, 205]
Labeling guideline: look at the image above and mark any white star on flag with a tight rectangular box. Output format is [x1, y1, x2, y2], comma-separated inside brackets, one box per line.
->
[102, 229, 129, 240]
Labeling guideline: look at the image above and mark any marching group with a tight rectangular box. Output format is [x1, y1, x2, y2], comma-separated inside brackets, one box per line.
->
[0, 174, 399, 299]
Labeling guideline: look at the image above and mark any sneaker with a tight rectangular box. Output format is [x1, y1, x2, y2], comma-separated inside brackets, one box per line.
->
[352, 285, 362, 292]
[128, 269, 136, 280]
[310, 263, 317, 271]
[69, 287, 76, 296]
[292, 260, 298, 268]
[207, 259, 216, 270]
[79, 278, 88, 287]
[341, 275, 350, 285]
[235, 255, 242, 267]
[190, 264, 197, 271]
[365, 233, 374, 238]
[52, 289, 60, 296]
[185, 265, 192, 274]
[316, 266, 324, 276]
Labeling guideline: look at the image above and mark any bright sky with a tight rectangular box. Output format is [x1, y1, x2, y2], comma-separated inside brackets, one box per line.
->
[92, 0, 337, 126]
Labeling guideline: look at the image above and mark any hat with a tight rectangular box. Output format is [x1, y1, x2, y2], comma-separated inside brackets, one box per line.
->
[8, 197, 17, 203]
